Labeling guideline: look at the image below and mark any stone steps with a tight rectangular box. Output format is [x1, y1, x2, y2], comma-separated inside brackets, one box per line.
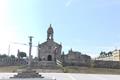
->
[35, 69, 63, 73]
[17, 68, 63, 73]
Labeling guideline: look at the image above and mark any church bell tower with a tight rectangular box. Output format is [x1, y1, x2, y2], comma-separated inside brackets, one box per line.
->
[47, 24, 54, 41]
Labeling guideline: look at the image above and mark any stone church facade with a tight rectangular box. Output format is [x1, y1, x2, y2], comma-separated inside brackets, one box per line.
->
[36, 24, 62, 68]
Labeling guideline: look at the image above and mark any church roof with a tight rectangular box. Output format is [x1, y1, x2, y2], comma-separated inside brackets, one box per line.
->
[38, 40, 61, 47]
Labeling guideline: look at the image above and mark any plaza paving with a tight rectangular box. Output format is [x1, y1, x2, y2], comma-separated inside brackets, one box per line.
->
[0, 73, 120, 80]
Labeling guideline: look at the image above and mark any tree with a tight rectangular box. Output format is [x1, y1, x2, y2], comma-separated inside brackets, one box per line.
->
[0, 54, 8, 58]
[10, 55, 15, 59]
[18, 52, 27, 59]
[108, 51, 112, 56]
[100, 52, 104, 56]
[100, 51, 106, 57]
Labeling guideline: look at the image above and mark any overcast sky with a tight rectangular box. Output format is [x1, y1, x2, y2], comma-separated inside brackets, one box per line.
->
[0, 0, 120, 58]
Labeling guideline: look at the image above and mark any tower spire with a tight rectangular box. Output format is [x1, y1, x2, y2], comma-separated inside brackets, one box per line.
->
[50, 24, 52, 27]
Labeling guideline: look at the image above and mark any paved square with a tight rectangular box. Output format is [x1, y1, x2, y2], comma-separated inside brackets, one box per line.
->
[0, 73, 120, 80]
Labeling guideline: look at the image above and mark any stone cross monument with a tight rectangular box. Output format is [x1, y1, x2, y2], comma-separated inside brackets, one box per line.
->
[11, 36, 52, 79]
[28, 36, 33, 68]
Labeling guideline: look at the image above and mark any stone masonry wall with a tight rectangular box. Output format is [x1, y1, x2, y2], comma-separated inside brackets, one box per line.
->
[92, 60, 120, 69]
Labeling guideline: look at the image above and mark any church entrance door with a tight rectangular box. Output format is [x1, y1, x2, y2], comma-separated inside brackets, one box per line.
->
[47, 55, 52, 61]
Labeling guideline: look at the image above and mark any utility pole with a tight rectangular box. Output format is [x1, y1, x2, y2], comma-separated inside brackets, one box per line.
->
[8, 44, 10, 56]
[28, 36, 33, 68]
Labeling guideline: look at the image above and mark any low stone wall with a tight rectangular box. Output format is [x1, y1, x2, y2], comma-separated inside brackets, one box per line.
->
[35, 69, 63, 73]
[0, 58, 27, 66]
[31, 61, 58, 69]
[92, 60, 120, 69]
[63, 60, 120, 69]
[63, 60, 91, 67]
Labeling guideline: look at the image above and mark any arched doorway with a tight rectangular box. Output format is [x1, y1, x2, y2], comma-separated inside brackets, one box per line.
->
[47, 55, 52, 61]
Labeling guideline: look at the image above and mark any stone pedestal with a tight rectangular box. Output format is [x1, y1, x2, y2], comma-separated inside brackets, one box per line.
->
[11, 68, 44, 78]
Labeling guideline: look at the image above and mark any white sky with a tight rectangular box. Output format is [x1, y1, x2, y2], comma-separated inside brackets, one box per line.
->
[0, 0, 34, 57]
[0, 0, 120, 58]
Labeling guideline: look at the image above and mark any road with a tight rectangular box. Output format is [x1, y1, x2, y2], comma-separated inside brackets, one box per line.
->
[0, 73, 120, 80]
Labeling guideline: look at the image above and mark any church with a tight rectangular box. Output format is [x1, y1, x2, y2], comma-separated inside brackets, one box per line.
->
[32, 24, 91, 68]
[37, 24, 62, 67]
